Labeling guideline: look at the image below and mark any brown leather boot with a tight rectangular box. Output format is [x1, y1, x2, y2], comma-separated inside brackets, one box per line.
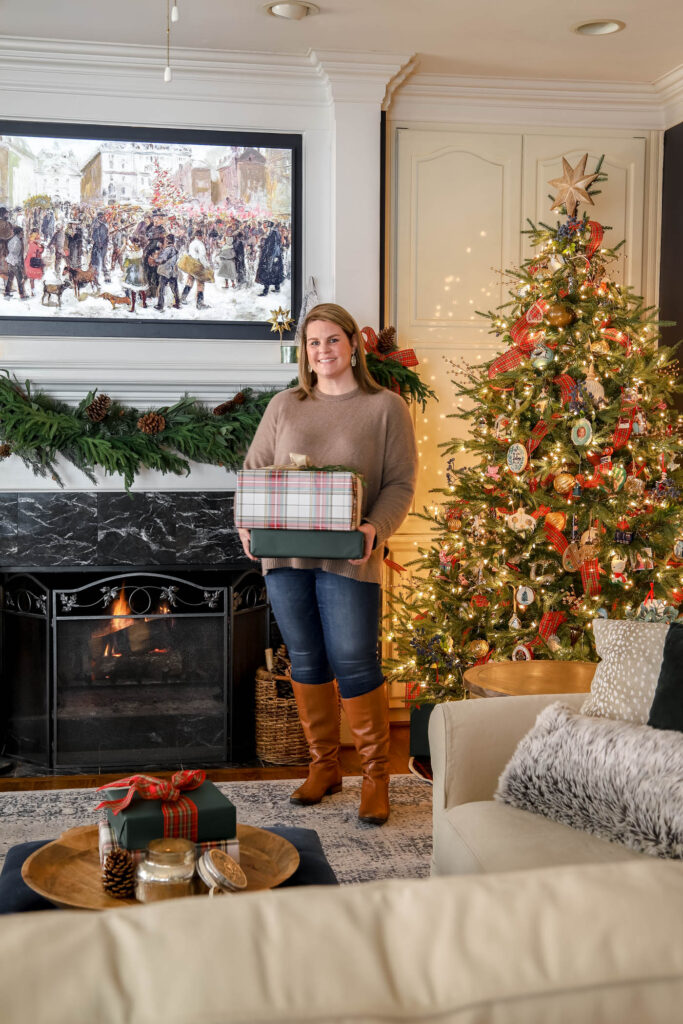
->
[290, 680, 342, 805]
[341, 684, 391, 825]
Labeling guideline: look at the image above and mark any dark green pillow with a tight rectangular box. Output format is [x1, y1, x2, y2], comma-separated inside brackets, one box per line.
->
[648, 621, 683, 732]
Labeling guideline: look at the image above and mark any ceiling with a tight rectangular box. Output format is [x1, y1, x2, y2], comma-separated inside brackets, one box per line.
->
[1, 0, 682, 84]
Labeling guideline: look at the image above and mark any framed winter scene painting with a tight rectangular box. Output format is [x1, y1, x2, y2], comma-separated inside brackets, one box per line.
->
[0, 120, 301, 339]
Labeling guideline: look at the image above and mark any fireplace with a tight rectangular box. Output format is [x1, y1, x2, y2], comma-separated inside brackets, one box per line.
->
[0, 566, 269, 771]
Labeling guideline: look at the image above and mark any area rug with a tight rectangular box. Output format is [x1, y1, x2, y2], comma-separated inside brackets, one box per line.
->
[0, 776, 432, 884]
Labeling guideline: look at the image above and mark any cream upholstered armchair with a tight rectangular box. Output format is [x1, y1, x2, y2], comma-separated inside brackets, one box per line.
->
[428, 692, 647, 875]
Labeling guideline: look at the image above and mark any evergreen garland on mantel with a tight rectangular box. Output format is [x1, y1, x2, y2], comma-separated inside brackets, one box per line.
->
[0, 359, 436, 489]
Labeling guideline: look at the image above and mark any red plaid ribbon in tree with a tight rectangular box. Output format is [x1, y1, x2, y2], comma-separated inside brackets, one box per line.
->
[586, 220, 604, 258]
[544, 521, 569, 554]
[361, 327, 419, 368]
[580, 558, 603, 596]
[553, 373, 577, 405]
[96, 769, 206, 842]
[488, 299, 549, 379]
[613, 408, 636, 450]
[471, 594, 490, 608]
[530, 610, 567, 647]
[602, 327, 632, 355]
[526, 420, 549, 456]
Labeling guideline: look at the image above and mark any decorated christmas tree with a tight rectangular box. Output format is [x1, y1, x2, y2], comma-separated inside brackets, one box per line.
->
[149, 159, 189, 208]
[386, 154, 683, 705]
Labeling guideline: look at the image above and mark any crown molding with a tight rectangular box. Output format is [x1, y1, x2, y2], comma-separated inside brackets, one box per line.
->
[654, 64, 683, 128]
[309, 49, 415, 106]
[389, 72, 665, 130]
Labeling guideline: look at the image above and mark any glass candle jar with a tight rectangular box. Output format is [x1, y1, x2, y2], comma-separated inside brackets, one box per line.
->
[135, 837, 196, 903]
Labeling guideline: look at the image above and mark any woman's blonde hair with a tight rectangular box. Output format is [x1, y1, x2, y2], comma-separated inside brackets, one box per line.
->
[295, 302, 382, 400]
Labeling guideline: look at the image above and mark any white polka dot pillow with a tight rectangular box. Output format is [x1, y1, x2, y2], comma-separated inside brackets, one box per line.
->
[581, 619, 670, 723]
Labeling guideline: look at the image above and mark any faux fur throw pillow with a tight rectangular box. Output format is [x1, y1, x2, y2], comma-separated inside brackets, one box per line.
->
[495, 703, 683, 858]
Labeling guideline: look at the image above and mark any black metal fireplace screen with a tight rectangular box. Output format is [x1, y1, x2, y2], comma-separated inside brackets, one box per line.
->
[1, 568, 268, 771]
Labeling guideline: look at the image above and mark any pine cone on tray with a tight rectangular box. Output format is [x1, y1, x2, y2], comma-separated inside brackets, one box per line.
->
[0, 443, 11, 459]
[102, 848, 136, 898]
[376, 326, 397, 354]
[137, 412, 166, 435]
[85, 394, 112, 423]
[213, 391, 246, 416]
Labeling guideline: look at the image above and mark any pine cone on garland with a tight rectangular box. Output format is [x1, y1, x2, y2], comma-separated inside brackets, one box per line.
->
[376, 326, 397, 354]
[86, 394, 112, 423]
[0, 443, 11, 459]
[102, 848, 136, 898]
[137, 412, 166, 435]
[213, 391, 246, 416]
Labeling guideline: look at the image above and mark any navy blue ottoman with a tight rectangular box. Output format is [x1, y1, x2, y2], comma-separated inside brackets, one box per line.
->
[0, 825, 337, 914]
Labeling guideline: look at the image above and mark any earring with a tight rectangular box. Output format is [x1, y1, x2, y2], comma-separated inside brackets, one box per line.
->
[351, 352, 357, 367]
[306, 364, 312, 374]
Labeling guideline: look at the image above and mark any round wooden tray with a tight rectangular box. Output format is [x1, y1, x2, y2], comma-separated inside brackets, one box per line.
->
[21, 823, 300, 911]
[464, 660, 596, 698]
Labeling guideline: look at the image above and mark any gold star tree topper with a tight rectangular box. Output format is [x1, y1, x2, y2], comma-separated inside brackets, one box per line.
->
[267, 306, 294, 341]
[548, 154, 599, 218]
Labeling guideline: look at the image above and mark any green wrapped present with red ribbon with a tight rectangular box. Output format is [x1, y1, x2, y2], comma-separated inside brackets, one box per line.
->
[95, 769, 236, 850]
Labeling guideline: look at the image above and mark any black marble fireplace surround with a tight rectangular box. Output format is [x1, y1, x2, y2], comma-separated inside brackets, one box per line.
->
[0, 492, 271, 774]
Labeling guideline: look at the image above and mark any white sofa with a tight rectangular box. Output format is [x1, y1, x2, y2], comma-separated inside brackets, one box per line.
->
[429, 692, 650, 875]
[1, 693, 682, 1023]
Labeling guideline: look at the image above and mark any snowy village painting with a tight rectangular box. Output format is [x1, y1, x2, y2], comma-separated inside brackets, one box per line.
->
[0, 122, 300, 338]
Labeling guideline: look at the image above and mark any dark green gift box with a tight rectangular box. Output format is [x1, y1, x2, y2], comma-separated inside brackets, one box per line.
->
[106, 780, 237, 850]
[250, 528, 364, 559]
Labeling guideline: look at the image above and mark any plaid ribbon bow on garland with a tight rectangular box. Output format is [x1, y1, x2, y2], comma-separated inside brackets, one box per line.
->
[361, 327, 419, 368]
[96, 769, 206, 841]
[488, 299, 549, 379]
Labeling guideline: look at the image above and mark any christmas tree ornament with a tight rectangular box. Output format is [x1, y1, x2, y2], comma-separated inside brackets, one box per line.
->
[548, 154, 599, 218]
[673, 539, 683, 560]
[515, 584, 535, 607]
[571, 418, 592, 447]
[572, 480, 583, 498]
[578, 539, 599, 566]
[546, 634, 562, 653]
[494, 414, 511, 441]
[545, 511, 567, 531]
[508, 508, 536, 534]
[85, 393, 112, 423]
[548, 254, 565, 272]
[530, 343, 555, 369]
[553, 472, 575, 495]
[612, 463, 627, 492]
[610, 556, 627, 582]
[511, 643, 533, 661]
[583, 366, 606, 407]
[545, 303, 575, 328]
[590, 336, 611, 356]
[530, 561, 556, 583]
[467, 638, 490, 659]
[446, 516, 461, 532]
[625, 475, 645, 497]
[506, 443, 529, 474]
[562, 543, 582, 572]
[631, 410, 648, 435]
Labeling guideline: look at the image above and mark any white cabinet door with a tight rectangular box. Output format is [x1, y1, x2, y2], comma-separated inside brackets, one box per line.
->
[392, 129, 523, 519]
[522, 134, 647, 292]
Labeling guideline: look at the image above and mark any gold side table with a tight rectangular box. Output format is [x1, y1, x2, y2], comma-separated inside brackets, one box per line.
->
[463, 660, 596, 699]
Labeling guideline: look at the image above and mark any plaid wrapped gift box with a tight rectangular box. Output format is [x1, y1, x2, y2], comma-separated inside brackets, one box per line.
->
[98, 821, 240, 867]
[235, 468, 363, 531]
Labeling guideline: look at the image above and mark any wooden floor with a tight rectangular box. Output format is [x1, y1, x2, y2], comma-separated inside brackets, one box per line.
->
[0, 724, 411, 791]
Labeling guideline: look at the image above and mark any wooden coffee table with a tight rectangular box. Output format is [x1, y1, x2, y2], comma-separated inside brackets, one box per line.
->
[463, 660, 596, 699]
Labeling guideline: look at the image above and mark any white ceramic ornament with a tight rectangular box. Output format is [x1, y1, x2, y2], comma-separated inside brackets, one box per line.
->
[546, 634, 562, 653]
[571, 418, 592, 447]
[494, 415, 511, 441]
[583, 368, 606, 406]
[673, 539, 683, 560]
[508, 613, 522, 630]
[508, 508, 536, 534]
[511, 643, 532, 661]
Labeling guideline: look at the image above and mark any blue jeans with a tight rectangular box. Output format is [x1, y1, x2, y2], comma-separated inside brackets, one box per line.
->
[264, 568, 383, 699]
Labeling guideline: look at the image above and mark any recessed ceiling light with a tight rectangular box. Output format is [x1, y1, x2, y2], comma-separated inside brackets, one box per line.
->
[265, 1, 319, 19]
[574, 19, 626, 36]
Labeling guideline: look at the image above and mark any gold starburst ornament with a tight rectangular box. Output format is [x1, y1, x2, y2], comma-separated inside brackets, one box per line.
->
[267, 306, 295, 342]
[548, 154, 599, 218]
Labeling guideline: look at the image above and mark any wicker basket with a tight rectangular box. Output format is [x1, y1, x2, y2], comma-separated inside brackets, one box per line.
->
[254, 667, 309, 765]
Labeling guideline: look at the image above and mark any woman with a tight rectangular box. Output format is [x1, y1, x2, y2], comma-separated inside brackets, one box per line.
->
[216, 235, 238, 288]
[239, 303, 418, 825]
[122, 237, 148, 313]
[24, 231, 44, 295]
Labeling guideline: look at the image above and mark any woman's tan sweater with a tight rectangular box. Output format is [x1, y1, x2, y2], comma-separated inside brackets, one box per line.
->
[243, 385, 418, 585]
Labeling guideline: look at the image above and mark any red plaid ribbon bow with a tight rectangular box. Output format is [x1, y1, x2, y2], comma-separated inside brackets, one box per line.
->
[526, 420, 549, 456]
[488, 299, 549, 379]
[553, 373, 577, 406]
[586, 220, 604, 258]
[96, 769, 206, 841]
[581, 558, 603, 596]
[361, 327, 419, 368]
[602, 327, 632, 356]
[530, 611, 567, 647]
